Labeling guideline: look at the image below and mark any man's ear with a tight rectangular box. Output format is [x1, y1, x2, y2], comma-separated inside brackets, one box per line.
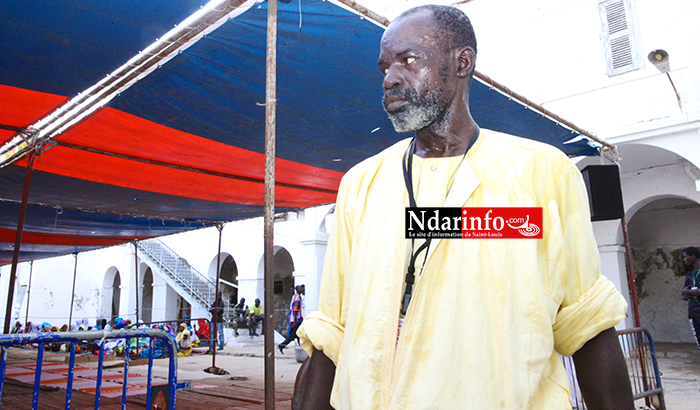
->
[456, 47, 476, 78]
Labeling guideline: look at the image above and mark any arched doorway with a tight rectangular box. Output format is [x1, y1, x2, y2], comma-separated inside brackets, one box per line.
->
[111, 272, 121, 323]
[209, 253, 238, 304]
[142, 268, 153, 323]
[272, 248, 295, 336]
[101, 267, 121, 324]
[628, 197, 700, 342]
[220, 255, 238, 304]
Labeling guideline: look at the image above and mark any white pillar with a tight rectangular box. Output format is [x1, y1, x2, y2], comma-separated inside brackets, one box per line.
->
[598, 244, 633, 329]
[300, 233, 329, 312]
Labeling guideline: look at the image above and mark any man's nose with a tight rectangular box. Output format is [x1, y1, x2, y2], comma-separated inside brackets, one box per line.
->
[383, 65, 402, 90]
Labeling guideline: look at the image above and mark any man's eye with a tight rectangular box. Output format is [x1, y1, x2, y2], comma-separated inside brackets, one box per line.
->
[405, 57, 416, 64]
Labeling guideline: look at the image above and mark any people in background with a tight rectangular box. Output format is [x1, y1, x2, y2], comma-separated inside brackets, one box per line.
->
[208, 290, 225, 352]
[278, 285, 304, 354]
[195, 319, 210, 347]
[248, 298, 264, 336]
[232, 297, 249, 337]
[176, 323, 193, 357]
[10, 321, 22, 334]
[114, 317, 126, 329]
[682, 246, 700, 349]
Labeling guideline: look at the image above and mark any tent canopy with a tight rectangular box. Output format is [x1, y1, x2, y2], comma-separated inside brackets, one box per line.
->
[0, 0, 599, 264]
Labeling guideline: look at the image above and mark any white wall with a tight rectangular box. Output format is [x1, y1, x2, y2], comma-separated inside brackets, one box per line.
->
[0, 244, 135, 328]
[158, 204, 332, 311]
[365, 0, 700, 136]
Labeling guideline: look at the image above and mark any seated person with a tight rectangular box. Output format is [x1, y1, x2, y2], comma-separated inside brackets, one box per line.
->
[114, 317, 126, 329]
[11, 321, 22, 334]
[176, 323, 193, 357]
[232, 298, 249, 336]
[248, 298, 264, 336]
[195, 319, 210, 347]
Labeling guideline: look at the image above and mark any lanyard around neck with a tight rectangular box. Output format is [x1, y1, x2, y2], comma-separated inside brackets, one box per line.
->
[400, 126, 479, 315]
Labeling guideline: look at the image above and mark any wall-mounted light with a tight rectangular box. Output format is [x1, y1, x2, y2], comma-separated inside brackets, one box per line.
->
[647, 49, 670, 73]
[648, 49, 681, 110]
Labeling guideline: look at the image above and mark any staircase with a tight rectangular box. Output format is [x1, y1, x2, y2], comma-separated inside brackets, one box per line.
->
[137, 239, 232, 321]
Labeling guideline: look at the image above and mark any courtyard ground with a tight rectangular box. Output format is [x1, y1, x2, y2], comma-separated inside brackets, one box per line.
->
[2, 336, 699, 409]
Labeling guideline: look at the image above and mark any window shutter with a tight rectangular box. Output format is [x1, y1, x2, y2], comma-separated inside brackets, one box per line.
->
[599, 0, 643, 76]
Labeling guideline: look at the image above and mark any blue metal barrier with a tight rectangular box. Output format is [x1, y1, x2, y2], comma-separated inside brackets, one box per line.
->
[617, 327, 666, 410]
[564, 327, 665, 410]
[0, 329, 178, 409]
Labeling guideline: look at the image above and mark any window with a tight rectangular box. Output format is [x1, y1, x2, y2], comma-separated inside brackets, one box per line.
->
[599, 0, 643, 76]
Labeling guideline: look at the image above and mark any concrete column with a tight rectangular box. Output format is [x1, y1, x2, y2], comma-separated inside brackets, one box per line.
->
[598, 244, 633, 329]
[300, 233, 329, 312]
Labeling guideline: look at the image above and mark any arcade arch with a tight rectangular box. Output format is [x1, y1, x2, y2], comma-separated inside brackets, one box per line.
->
[627, 196, 700, 343]
[142, 267, 154, 323]
[101, 267, 121, 324]
[209, 253, 238, 303]
[256, 247, 296, 335]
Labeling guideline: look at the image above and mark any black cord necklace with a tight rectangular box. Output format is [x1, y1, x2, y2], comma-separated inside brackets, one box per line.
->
[400, 126, 479, 315]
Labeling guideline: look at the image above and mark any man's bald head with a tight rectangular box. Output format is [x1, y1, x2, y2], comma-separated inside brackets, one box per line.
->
[395, 5, 477, 55]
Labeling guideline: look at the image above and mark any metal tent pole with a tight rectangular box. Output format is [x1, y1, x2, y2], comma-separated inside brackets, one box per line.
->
[212, 223, 224, 368]
[264, 0, 278, 408]
[621, 215, 650, 406]
[68, 253, 78, 328]
[621, 216, 641, 327]
[4, 150, 37, 334]
[24, 261, 34, 327]
[134, 241, 140, 324]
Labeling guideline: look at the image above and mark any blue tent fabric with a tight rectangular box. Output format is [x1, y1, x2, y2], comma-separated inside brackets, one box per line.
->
[0, 0, 599, 263]
[0, 0, 209, 97]
[110, 0, 596, 175]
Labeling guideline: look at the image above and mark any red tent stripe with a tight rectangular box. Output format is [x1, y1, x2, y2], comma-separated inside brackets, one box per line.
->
[0, 85, 68, 142]
[0, 228, 151, 246]
[29, 145, 337, 207]
[56, 105, 344, 190]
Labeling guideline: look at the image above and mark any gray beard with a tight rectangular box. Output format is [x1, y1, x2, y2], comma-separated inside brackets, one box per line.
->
[388, 103, 443, 133]
[384, 88, 447, 133]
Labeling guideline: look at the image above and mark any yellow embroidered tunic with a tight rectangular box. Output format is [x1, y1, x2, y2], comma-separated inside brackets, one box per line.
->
[298, 129, 627, 409]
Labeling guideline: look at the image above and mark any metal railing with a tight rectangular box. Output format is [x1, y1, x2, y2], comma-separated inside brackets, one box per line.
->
[561, 355, 585, 410]
[617, 327, 666, 410]
[566, 327, 665, 410]
[137, 239, 232, 319]
[0, 329, 178, 409]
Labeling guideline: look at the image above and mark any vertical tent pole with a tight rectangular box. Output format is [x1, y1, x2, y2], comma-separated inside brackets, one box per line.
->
[68, 253, 78, 328]
[212, 223, 223, 368]
[621, 216, 641, 327]
[134, 241, 140, 324]
[4, 149, 37, 334]
[24, 260, 34, 327]
[621, 215, 650, 406]
[264, 0, 278, 408]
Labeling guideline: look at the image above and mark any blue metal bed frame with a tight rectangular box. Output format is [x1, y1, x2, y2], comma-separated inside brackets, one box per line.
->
[0, 329, 179, 409]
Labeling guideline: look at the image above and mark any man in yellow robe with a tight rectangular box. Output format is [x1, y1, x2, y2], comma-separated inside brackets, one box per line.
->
[295, 5, 634, 410]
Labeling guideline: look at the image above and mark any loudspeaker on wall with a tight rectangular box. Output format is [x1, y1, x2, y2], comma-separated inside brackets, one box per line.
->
[580, 165, 625, 221]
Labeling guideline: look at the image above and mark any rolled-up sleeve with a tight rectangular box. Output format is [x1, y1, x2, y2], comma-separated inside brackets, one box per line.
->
[553, 275, 628, 356]
[297, 311, 345, 364]
[546, 165, 628, 357]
